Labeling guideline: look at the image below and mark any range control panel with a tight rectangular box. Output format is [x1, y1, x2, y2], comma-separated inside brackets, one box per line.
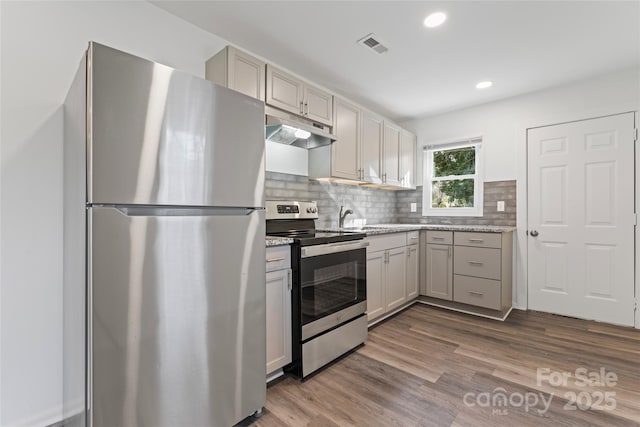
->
[266, 200, 319, 220]
[277, 205, 299, 214]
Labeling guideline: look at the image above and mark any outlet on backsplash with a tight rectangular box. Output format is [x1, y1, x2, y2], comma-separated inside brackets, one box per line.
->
[410, 202, 417, 212]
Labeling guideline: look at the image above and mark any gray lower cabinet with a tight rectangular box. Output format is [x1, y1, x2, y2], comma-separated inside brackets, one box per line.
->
[424, 230, 453, 300]
[425, 243, 453, 300]
[265, 246, 292, 376]
[452, 231, 512, 312]
[385, 246, 407, 312]
[406, 243, 419, 300]
[366, 232, 419, 323]
[366, 246, 407, 320]
[366, 249, 386, 321]
[422, 230, 513, 314]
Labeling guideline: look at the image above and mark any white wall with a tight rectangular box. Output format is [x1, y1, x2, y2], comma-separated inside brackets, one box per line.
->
[0, 2, 230, 425]
[405, 67, 640, 183]
[403, 67, 640, 311]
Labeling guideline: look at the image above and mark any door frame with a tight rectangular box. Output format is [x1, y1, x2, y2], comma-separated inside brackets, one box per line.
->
[515, 107, 639, 328]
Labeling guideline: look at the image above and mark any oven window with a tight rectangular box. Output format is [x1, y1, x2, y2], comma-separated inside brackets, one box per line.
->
[299, 248, 366, 325]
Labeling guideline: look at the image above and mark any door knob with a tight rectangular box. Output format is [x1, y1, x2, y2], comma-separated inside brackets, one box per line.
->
[530, 230, 539, 237]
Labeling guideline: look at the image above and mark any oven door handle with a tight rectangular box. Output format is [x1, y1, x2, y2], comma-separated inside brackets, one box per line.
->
[301, 240, 369, 258]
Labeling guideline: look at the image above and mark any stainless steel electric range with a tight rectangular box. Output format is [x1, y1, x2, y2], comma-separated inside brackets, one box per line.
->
[266, 200, 368, 378]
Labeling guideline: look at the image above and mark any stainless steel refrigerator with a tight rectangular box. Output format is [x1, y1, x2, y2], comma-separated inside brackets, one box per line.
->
[63, 42, 266, 427]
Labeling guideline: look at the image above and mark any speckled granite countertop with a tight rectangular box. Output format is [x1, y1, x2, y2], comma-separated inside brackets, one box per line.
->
[265, 236, 293, 247]
[320, 224, 516, 235]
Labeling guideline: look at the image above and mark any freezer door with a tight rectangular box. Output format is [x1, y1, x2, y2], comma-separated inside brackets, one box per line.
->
[88, 43, 265, 207]
[89, 206, 266, 427]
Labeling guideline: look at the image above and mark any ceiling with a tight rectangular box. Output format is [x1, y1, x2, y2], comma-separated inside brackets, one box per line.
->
[152, 1, 640, 121]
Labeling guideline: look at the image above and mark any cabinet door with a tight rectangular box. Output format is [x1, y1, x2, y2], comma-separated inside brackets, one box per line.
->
[304, 84, 333, 126]
[366, 250, 386, 321]
[227, 47, 265, 101]
[385, 247, 407, 311]
[266, 65, 304, 115]
[425, 244, 453, 300]
[400, 130, 417, 189]
[361, 111, 383, 184]
[383, 122, 402, 187]
[406, 244, 419, 300]
[331, 97, 360, 180]
[265, 269, 292, 374]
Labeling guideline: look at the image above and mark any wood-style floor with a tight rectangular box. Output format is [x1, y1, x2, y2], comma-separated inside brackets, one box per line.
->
[254, 304, 640, 427]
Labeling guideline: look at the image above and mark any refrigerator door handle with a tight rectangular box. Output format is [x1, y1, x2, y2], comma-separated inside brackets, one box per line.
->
[105, 205, 265, 217]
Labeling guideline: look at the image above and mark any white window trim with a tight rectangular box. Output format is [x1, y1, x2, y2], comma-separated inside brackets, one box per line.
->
[422, 138, 484, 217]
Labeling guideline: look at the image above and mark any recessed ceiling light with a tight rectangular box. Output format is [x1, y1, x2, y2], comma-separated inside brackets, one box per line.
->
[423, 12, 447, 28]
[476, 81, 493, 89]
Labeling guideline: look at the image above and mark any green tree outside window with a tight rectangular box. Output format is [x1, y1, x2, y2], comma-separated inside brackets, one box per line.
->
[431, 147, 476, 208]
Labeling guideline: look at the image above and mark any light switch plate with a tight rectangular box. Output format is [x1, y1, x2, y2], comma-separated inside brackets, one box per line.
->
[497, 201, 505, 212]
[410, 202, 417, 212]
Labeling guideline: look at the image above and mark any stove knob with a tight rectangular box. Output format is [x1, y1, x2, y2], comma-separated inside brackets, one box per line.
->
[312, 208, 317, 213]
[306, 207, 312, 213]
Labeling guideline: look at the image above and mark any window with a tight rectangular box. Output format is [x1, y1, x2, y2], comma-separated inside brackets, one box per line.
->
[422, 138, 483, 217]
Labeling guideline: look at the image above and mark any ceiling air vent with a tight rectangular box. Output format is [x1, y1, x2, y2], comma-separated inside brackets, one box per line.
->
[357, 33, 389, 54]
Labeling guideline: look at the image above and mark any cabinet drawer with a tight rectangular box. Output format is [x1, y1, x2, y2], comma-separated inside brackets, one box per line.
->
[406, 231, 419, 246]
[454, 246, 501, 280]
[266, 245, 291, 272]
[453, 275, 501, 310]
[425, 230, 453, 245]
[454, 232, 501, 248]
[367, 232, 406, 252]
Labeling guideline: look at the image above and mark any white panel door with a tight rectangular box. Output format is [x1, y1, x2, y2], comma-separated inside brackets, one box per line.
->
[527, 113, 635, 326]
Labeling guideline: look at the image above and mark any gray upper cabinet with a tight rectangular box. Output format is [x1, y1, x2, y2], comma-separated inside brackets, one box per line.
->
[400, 129, 417, 189]
[206, 45, 418, 190]
[361, 110, 383, 184]
[205, 46, 265, 102]
[310, 102, 387, 185]
[383, 121, 402, 187]
[266, 65, 304, 115]
[266, 65, 333, 126]
[331, 97, 361, 180]
[304, 84, 333, 126]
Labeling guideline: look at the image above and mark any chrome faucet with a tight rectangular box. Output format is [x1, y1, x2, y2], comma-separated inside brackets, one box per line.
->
[338, 205, 353, 228]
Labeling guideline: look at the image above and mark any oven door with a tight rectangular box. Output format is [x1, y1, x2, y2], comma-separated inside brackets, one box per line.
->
[299, 240, 368, 340]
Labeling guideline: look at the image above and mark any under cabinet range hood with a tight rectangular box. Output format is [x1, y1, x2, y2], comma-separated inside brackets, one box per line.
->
[265, 106, 336, 149]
